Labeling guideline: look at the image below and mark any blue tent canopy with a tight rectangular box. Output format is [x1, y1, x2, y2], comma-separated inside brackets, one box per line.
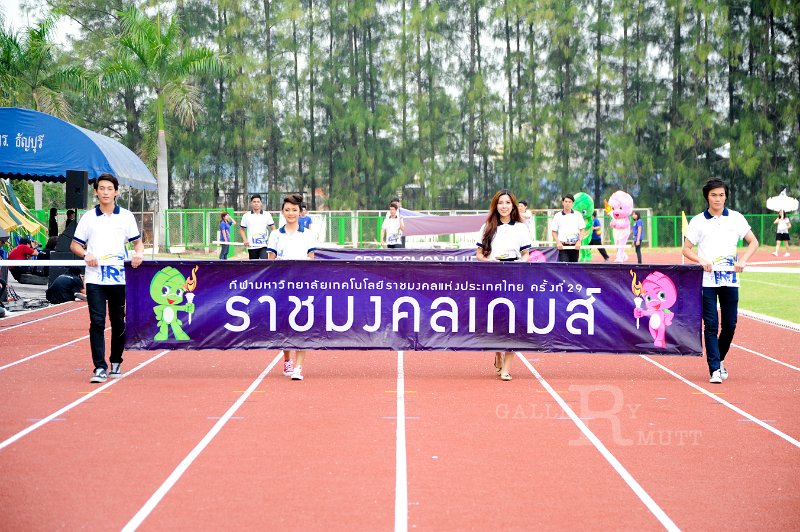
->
[0, 107, 156, 190]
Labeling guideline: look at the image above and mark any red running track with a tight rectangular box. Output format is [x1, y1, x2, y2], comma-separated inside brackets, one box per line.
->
[0, 302, 798, 530]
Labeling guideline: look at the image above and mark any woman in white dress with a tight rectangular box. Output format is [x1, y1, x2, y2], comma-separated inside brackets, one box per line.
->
[476, 189, 533, 381]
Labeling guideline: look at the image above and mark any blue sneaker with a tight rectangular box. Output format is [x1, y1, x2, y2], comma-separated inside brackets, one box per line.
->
[90, 368, 107, 383]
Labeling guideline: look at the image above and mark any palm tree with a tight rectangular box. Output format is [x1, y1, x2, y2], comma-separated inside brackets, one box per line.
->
[0, 16, 86, 120]
[1, 15, 90, 209]
[109, 6, 222, 249]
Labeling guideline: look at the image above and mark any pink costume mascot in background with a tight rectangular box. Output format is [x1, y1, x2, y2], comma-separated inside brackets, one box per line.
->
[605, 190, 634, 262]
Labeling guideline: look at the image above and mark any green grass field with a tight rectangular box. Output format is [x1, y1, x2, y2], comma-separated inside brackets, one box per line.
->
[739, 272, 800, 323]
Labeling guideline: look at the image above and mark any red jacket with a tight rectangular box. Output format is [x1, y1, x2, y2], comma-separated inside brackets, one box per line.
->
[8, 244, 37, 261]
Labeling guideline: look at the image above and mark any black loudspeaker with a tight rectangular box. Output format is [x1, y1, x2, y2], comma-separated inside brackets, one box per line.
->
[47, 251, 84, 287]
[65, 170, 88, 209]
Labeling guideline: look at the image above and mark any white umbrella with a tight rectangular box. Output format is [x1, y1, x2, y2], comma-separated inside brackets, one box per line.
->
[766, 189, 799, 213]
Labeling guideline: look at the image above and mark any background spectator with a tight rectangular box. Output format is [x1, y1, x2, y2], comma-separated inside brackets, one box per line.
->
[8, 236, 43, 282]
[48, 207, 59, 238]
[46, 267, 85, 304]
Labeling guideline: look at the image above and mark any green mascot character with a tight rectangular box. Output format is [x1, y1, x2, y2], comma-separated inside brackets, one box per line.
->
[573, 192, 595, 262]
[150, 266, 196, 341]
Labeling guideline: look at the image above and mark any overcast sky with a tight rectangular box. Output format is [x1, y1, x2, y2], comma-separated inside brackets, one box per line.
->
[2, 0, 79, 45]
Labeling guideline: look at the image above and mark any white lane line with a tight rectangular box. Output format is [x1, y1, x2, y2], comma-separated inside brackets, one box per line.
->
[0, 305, 85, 332]
[739, 311, 800, 332]
[640, 355, 800, 449]
[395, 351, 408, 532]
[515, 353, 679, 532]
[731, 343, 800, 372]
[745, 279, 800, 290]
[0, 350, 171, 451]
[121, 352, 283, 532]
[0, 328, 109, 372]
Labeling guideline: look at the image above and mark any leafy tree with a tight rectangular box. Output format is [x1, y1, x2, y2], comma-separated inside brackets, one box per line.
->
[0, 16, 86, 119]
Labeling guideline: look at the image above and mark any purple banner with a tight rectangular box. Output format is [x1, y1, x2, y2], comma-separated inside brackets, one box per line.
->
[125, 261, 702, 355]
[314, 247, 558, 262]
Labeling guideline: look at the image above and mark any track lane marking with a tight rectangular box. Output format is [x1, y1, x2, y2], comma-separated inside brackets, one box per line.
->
[121, 352, 283, 532]
[640, 355, 800, 449]
[0, 305, 85, 332]
[394, 351, 408, 532]
[515, 352, 680, 532]
[0, 350, 171, 451]
[739, 311, 800, 332]
[731, 343, 800, 372]
[0, 327, 108, 373]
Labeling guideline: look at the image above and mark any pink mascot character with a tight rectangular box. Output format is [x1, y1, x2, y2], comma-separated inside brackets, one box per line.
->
[632, 271, 677, 348]
[605, 190, 634, 262]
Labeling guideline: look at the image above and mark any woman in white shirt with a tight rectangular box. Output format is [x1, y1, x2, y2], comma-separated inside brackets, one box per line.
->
[267, 193, 316, 380]
[476, 189, 533, 381]
[772, 210, 792, 257]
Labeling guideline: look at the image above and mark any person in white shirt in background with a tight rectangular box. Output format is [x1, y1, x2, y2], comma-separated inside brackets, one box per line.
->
[70, 173, 144, 383]
[476, 189, 533, 381]
[518, 200, 534, 239]
[772, 210, 791, 257]
[267, 193, 317, 381]
[550, 194, 586, 262]
[380, 202, 405, 248]
[682, 178, 758, 384]
[239, 194, 275, 259]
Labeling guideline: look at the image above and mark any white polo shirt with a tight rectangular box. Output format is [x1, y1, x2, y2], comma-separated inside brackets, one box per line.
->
[686, 208, 751, 287]
[73, 204, 141, 286]
[240, 210, 275, 249]
[383, 216, 403, 245]
[476, 220, 533, 260]
[266, 225, 317, 259]
[550, 211, 585, 244]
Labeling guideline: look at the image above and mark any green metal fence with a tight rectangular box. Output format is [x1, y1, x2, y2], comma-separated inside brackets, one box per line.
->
[15, 209, 798, 254]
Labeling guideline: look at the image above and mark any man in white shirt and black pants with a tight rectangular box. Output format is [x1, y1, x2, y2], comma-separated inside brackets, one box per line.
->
[683, 178, 758, 384]
[239, 194, 275, 259]
[550, 194, 586, 262]
[71, 174, 144, 383]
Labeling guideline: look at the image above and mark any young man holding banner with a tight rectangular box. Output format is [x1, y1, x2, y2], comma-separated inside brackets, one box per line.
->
[71, 174, 144, 383]
[550, 194, 585, 262]
[682, 178, 758, 384]
[239, 194, 275, 259]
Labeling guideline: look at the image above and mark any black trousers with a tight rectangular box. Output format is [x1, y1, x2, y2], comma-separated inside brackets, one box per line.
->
[590, 238, 609, 260]
[248, 247, 268, 259]
[702, 286, 738, 374]
[558, 249, 579, 262]
[86, 284, 126, 370]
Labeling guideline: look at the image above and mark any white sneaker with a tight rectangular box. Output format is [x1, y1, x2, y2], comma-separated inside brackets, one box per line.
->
[709, 370, 722, 384]
[283, 360, 294, 376]
[291, 366, 304, 381]
[720, 363, 728, 380]
[771, 251, 778, 257]
[784, 252, 791, 257]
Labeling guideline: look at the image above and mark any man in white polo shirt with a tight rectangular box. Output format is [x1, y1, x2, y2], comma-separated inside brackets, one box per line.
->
[239, 194, 275, 259]
[550, 194, 586, 262]
[71, 174, 144, 383]
[683, 178, 758, 384]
